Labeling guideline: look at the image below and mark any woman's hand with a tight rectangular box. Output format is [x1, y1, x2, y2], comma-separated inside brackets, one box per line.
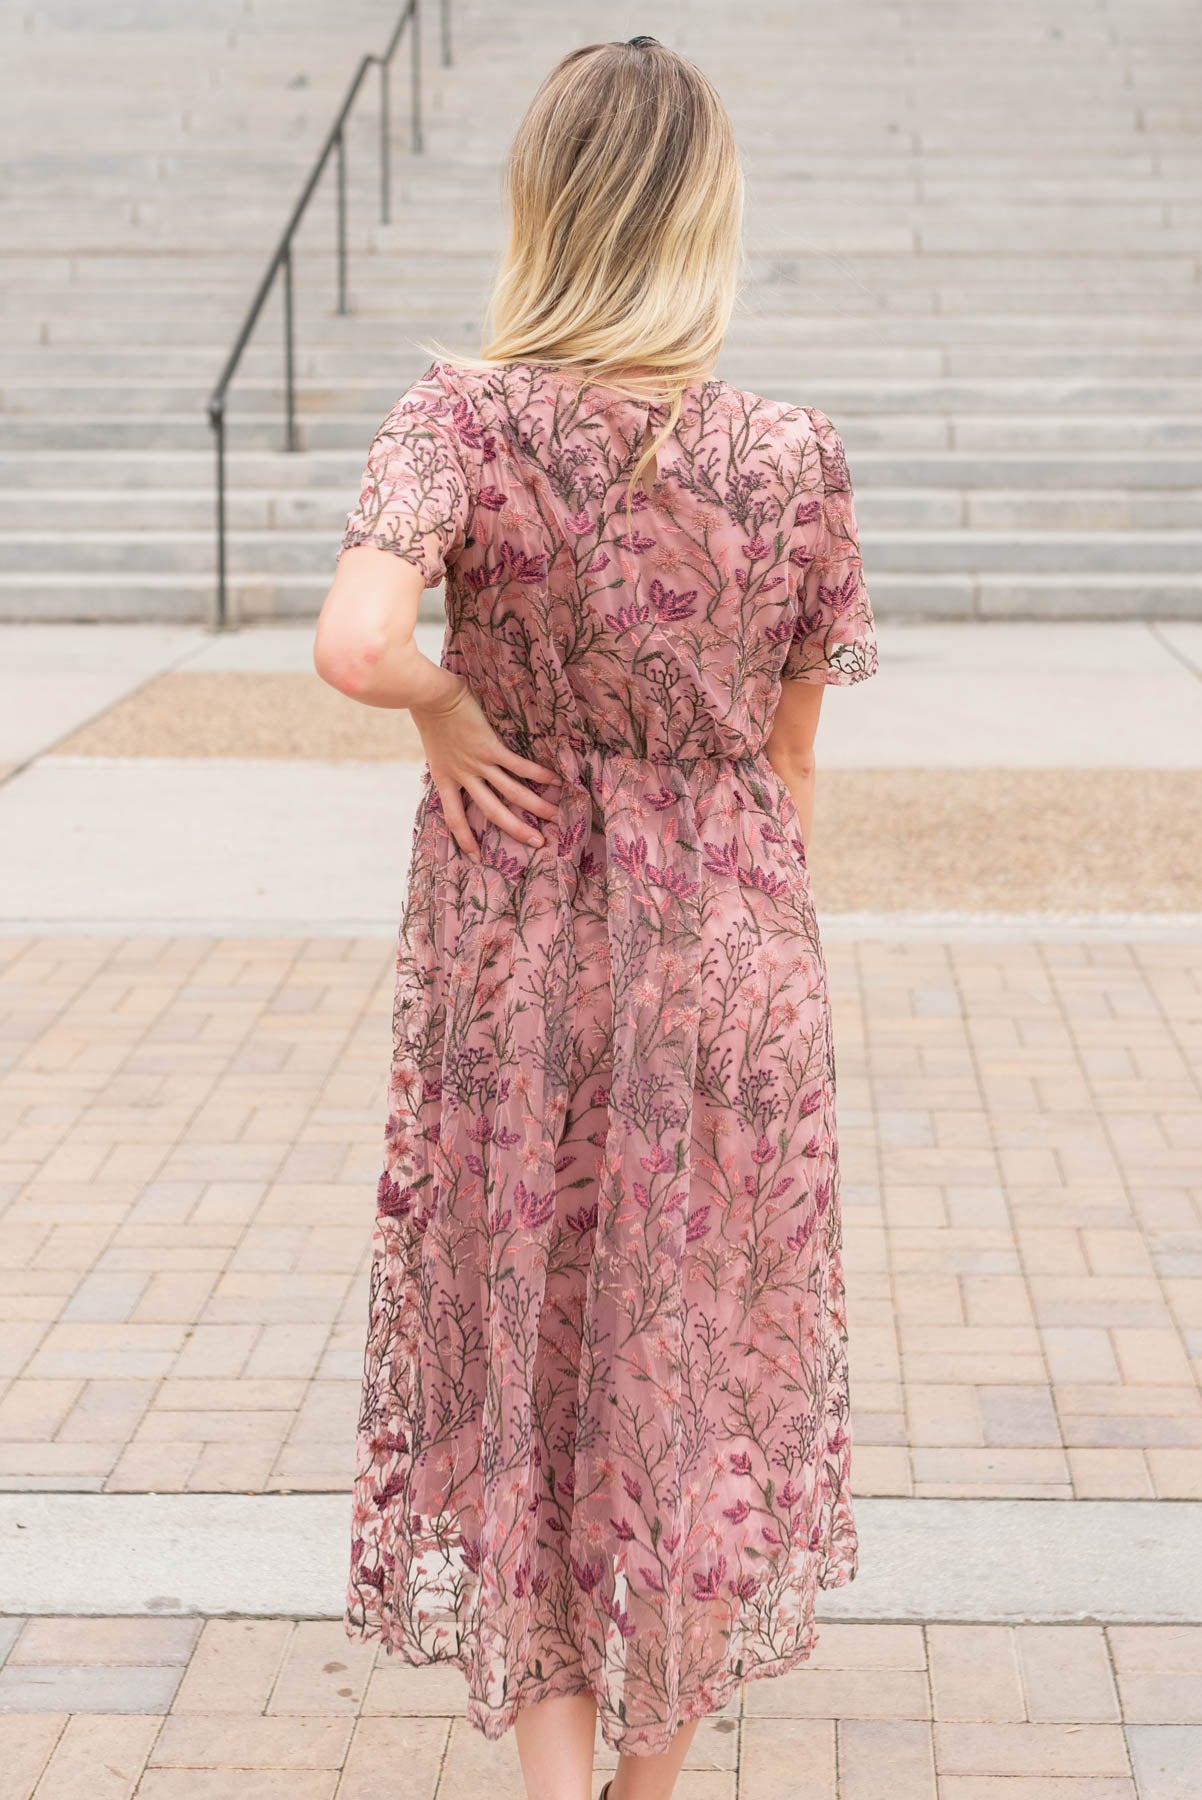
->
[412, 677, 563, 860]
[311, 548, 561, 860]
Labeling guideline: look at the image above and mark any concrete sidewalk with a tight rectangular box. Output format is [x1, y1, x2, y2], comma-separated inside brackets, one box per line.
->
[4, 620, 1202, 770]
[1, 621, 1200, 931]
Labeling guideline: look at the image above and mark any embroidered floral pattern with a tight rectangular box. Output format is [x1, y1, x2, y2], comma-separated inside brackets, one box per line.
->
[339, 358, 878, 1756]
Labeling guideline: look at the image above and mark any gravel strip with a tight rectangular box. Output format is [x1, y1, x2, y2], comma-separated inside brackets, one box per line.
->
[53, 672, 428, 761]
[807, 767, 1201, 912]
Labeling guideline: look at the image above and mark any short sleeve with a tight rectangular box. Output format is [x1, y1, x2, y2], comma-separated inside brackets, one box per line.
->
[780, 408, 878, 684]
[339, 362, 474, 588]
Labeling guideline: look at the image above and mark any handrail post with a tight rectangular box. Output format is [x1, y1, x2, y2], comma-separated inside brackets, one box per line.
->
[440, 0, 452, 66]
[283, 245, 298, 452]
[411, 0, 423, 155]
[379, 57, 392, 225]
[336, 128, 349, 314]
[210, 399, 228, 632]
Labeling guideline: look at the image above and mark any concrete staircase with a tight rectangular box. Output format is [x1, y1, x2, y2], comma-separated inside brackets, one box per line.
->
[1, 0, 1199, 624]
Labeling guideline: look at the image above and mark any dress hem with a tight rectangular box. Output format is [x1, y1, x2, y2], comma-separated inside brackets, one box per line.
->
[343, 1547, 858, 1758]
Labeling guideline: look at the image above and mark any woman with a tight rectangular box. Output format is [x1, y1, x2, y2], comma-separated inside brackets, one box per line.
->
[314, 33, 878, 1800]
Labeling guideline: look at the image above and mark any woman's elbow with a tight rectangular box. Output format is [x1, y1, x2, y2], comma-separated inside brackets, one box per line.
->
[312, 606, 387, 698]
[766, 740, 817, 782]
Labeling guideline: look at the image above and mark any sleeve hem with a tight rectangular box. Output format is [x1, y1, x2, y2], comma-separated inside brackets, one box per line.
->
[339, 529, 441, 589]
[780, 662, 877, 686]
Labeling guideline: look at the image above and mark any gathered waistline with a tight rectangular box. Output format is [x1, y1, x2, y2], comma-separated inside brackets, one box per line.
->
[502, 727, 763, 770]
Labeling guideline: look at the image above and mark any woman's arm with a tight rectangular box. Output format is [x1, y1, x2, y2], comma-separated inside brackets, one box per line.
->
[312, 544, 562, 859]
[764, 679, 824, 845]
[313, 543, 463, 710]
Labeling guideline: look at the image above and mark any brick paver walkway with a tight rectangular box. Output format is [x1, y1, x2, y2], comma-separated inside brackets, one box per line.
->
[2, 932, 1199, 1502]
[2, 1616, 1199, 1797]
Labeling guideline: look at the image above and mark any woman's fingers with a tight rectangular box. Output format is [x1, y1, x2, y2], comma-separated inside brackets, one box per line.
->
[493, 749, 563, 819]
[487, 762, 561, 822]
[431, 739, 566, 856]
[435, 782, 479, 860]
[463, 775, 546, 850]
[497, 748, 563, 788]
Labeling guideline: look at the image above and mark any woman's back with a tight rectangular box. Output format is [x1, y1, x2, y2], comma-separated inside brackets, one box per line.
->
[342, 357, 878, 771]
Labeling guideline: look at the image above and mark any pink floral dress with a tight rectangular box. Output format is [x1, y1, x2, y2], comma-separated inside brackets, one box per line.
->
[339, 357, 878, 1756]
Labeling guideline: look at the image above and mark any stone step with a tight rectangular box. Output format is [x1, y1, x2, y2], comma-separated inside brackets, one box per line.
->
[6, 238, 1202, 278]
[2, 528, 1198, 579]
[12, 212, 1198, 255]
[6, 345, 1202, 380]
[0, 490, 323, 532]
[0, 533, 339, 576]
[6, 412, 1202, 453]
[14, 298, 1202, 341]
[2, 449, 1198, 491]
[10, 173, 1202, 217]
[21, 310, 1202, 352]
[10, 259, 1202, 300]
[1, 571, 1198, 626]
[11, 190, 1202, 283]
[6, 376, 1202, 417]
[3, 486, 1197, 535]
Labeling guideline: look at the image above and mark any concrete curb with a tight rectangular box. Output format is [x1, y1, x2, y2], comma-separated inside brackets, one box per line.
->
[2, 913, 1201, 941]
[3, 1495, 1200, 1624]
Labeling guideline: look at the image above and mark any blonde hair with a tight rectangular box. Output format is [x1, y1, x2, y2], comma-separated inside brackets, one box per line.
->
[419, 36, 745, 524]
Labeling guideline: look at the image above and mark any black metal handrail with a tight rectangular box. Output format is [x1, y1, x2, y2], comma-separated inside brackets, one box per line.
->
[206, 0, 453, 630]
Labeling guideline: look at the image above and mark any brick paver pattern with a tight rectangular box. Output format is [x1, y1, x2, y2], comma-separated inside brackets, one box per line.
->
[0, 1616, 1199, 1796]
[1, 934, 1199, 1503]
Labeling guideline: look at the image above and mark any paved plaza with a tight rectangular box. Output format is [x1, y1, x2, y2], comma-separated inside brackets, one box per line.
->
[1, 1618, 1201, 1799]
[1, 617, 1200, 1796]
[2, 890, 1202, 1504]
